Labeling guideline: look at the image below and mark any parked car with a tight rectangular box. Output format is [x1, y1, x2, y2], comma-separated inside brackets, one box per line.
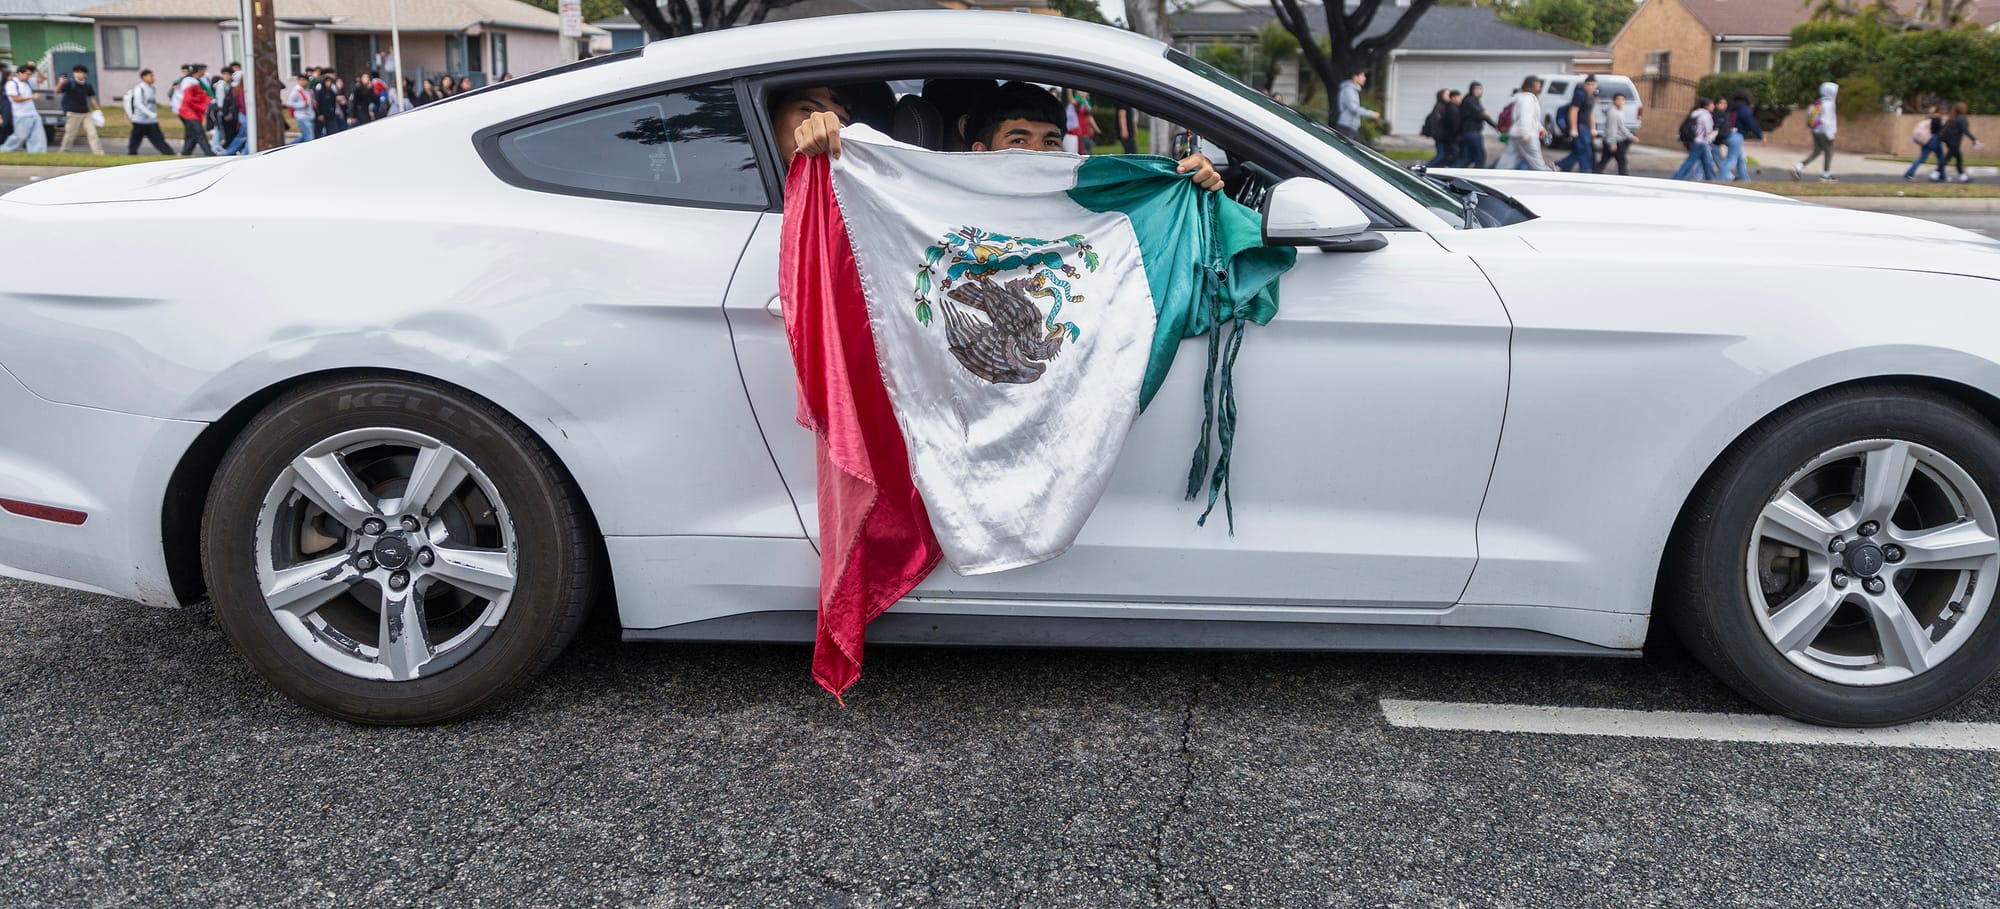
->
[3, 14, 1998, 728]
[1537, 73, 1642, 149]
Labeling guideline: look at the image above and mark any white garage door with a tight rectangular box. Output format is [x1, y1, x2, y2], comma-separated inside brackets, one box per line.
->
[1388, 55, 1573, 136]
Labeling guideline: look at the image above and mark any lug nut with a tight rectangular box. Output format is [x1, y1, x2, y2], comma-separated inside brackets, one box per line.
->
[356, 555, 375, 572]
[1830, 537, 1847, 554]
[400, 515, 422, 533]
[388, 571, 409, 591]
[1859, 521, 1880, 538]
[417, 548, 435, 567]
[1831, 569, 1849, 588]
[1884, 544, 1904, 563]
[1864, 576, 1886, 595]
[362, 518, 386, 536]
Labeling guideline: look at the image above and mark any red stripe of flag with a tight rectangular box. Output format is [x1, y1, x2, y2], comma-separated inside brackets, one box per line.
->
[780, 153, 943, 700]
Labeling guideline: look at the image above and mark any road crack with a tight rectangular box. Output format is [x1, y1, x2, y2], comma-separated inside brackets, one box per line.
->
[1147, 659, 1218, 907]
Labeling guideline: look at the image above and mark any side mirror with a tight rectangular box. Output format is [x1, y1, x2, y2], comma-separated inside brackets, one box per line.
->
[1261, 177, 1374, 248]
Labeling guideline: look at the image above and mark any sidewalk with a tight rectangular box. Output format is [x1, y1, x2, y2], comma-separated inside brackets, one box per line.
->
[1381, 133, 1997, 182]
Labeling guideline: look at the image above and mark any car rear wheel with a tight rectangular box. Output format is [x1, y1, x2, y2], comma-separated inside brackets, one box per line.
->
[201, 375, 597, 724]
[1669, 386, 2000, 726]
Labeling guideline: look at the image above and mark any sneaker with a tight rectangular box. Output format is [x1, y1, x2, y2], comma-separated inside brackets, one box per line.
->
[1819, 174, 1837, 183]
[1960, 174, 1972, 183]
[1906, 174, 1917, 182]
[1791, 163, 1803, 181]
[1932, 172, 1945, 182]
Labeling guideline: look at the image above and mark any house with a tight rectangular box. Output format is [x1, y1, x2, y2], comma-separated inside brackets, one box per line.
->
[1, 0, 99, 73]
[1174, 0, 1597, 135]
[76, 0, 602, 97]
[588, 0, 1045, 54]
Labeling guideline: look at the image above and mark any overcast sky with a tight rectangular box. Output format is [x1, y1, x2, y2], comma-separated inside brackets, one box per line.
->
[1100, 0, 1129, 27]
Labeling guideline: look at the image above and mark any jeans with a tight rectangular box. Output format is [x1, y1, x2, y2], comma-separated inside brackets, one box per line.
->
[290, 116, 315, 143]
[223, 130, 248, 155]
[0, 117, 45, 153]
[1905, 137, 1942, 177]
[1673, 142, 1716, 180]
[1554, 127, 1593, 173]
[1424, 136, 1453, 167]
[1720, 132, 1748, 181]
[1456, 132, 1486, 168]
[1494, 136, 1550, 171]
[127, 121, 172, 155]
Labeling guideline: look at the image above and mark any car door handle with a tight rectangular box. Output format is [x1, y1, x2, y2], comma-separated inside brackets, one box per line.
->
[766, 294, 782, 319]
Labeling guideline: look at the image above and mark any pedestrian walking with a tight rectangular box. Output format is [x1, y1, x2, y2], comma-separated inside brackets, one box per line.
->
[284, 73, 316, 143]
[1904, 104, 1944, 181]
[1454, 81, 1494, 168]
[1114, 101, 1137, 155]
[1335, 70, 1378, 141]
[176, 70, 215, 155]
[1492, 76, 1550, 171]
[123, 70, 173, 154]
[1554, 74, 1597, 173]
[54, 64, 104, 154]
[1716, 90, 1763, 181]
[1595, 92, 1635, 175]
[1936, 101, 1984, 183]
[1792, 81, 1839, 183]
[315, 71, 344, 136]
[0, 64, 46, 153]
[349, 73, 377, 127]
[1672, 98, 1715, 180]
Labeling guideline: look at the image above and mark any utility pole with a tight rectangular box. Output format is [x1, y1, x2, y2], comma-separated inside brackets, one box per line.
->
[250, 0, 281, 149]
[389, 0, 404, 110]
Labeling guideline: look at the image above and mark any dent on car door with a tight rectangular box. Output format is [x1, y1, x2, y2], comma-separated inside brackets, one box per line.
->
[724, 73, 1510, 611]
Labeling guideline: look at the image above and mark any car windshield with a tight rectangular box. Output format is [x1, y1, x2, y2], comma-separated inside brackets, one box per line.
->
[1165, 49, 1465, 224]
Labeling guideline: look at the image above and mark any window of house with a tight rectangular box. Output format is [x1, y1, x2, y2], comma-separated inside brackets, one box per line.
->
[0, 25, 12, 54]
[489, 81, 766, 208]
[491, 33, 507, 76]
[447, 35, 465, 74]
[101, 26, 139, 69]
[467, 34, 484, 72]
[224, 31, 243, 68]
[1746, 51, 1775, 71]
[1643, 50, 1669, 79]
[1717, 49, 1740, 72]
[287, 35, 304, 76]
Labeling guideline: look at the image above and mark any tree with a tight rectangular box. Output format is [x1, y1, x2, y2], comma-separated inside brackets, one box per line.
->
[1256, 21, 1300, 93]
[1270, 0, 1437, 123]
[1048, 0, 1109, 24]
[1804, 0, 1975, 30]
[613, 0, 814, 40]
[1495, 0, 1635, 46]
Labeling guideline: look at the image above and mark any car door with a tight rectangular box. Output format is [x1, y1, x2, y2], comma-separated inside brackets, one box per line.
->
[725, 81, 1510, 611]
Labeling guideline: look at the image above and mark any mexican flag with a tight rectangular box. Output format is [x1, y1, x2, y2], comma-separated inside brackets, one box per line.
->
[782, 126, 1294, 698]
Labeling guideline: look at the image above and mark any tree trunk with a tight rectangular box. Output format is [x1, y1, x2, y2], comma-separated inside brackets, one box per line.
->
[619, 0, 675, 40]
[1124, 0, 1174, 155]
[251, 0, 283, 150]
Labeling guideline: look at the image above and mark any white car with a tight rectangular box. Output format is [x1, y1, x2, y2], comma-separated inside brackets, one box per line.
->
[1536, 72, 1642, 146]
[4, 14, 1999, 727]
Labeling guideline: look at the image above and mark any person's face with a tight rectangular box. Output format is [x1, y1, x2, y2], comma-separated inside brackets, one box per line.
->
[771, 87, 848, 165]
[1353, 73, 1367, 87]
[1612, 95, 1625, 108]
[1585, 80, 1596, 96]
[1470, 85, 1482, 98]
[143, 72, 155, 84]
[973, 118, 1064, 152]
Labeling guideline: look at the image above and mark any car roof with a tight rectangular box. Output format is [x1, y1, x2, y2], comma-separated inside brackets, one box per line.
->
[637, 11, 1165, 70]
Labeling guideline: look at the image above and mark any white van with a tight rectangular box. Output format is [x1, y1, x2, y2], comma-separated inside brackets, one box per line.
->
[1536, 73, 1642, 148]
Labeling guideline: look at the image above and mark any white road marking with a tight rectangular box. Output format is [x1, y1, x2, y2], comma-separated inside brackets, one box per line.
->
[1380, 699, 2000, 751]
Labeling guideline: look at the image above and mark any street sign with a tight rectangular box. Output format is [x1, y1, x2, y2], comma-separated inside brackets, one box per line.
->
[559, 0, 582, 38]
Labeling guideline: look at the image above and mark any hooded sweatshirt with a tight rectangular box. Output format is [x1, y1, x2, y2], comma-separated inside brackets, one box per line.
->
[1811, 82, 1838, 139]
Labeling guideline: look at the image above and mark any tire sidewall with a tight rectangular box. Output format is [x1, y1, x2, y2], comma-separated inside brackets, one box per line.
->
[1691, 391, 2000, 726]
[202, 377, 579, 723]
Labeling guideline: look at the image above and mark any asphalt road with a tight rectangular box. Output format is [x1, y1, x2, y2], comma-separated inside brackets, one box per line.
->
[6, 196, 2000, 909]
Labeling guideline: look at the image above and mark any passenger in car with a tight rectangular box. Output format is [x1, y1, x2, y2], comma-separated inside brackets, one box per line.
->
[783, 79, 1224, 192]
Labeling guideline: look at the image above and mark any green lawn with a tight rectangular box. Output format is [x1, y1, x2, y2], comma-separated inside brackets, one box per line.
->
[1740, 180, 2000, 198]
[1092, 127, 1151, 155]
[1381, 148, 1431, 161]
[1868, 154, 2000, 168]
[0, 151, 181, 166]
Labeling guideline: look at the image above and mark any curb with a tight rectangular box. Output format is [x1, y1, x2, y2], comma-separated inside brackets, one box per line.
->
[1811, 197, 2000, 213]
[0, 165, 98, 179]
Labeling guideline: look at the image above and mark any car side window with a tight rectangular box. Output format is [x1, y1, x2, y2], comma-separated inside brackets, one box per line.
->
[1548, 80, 1569, 95]
[491, 81, 766, 208]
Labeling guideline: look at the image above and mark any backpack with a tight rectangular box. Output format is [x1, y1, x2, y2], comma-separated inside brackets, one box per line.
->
[1495, 99, 1514, 134]
[1714, 108, 1736, 142]
[1420, 106, 1439, 138]
[1678, 111, 1699, 149]
[1913, 117, 1933, 144]
[1807, 100, 1823, 132]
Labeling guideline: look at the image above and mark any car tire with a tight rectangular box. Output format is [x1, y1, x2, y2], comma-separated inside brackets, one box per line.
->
[1668, 385, 2000, 726]
[200, 374, 598, 725]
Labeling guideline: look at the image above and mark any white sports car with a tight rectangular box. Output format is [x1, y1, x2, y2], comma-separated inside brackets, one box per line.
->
[5, 13, 1999, 726]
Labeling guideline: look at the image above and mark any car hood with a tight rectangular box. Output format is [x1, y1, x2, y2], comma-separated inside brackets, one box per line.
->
[1442, 170, 2000, 279]
[2, 155, 243, 205]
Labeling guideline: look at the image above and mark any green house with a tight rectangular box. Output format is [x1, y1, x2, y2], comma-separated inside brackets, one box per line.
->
[0, 0, 98, 74]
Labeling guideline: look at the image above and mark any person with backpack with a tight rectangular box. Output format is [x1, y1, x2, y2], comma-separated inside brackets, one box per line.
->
[124, 69, 174, 155]
[1493, 76, 1550, 171]
[1935, 101, 1984, 183]
[1454, 81, 1495, 168]
[1904, 104, 1944, 181]
[176, 69, 215, 156]
[1717, 90, 1764, 182]
[1421, 89, 1453, 166]
[1554, 74, 1597, 173]
[1672, 97, 1716, 181]
[315, 71, 344, 136]
[1792, 81, 1839, 183]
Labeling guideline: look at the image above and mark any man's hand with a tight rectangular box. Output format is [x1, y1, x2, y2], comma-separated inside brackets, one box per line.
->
[794, 110, 843, 160]
[1176, 153, 1224, 192]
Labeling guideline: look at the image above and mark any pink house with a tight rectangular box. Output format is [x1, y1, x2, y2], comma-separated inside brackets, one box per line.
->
[77, 0, 598, 100]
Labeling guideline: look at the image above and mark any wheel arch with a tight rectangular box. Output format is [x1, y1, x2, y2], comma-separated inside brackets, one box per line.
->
[1654, 373, 2000, 627]
[160, 367, 611, 606]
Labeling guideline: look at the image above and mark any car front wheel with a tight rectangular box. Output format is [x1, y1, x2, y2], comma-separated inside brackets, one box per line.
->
[201, 375, 597, 724]
[1670, 386, 2000, 726]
